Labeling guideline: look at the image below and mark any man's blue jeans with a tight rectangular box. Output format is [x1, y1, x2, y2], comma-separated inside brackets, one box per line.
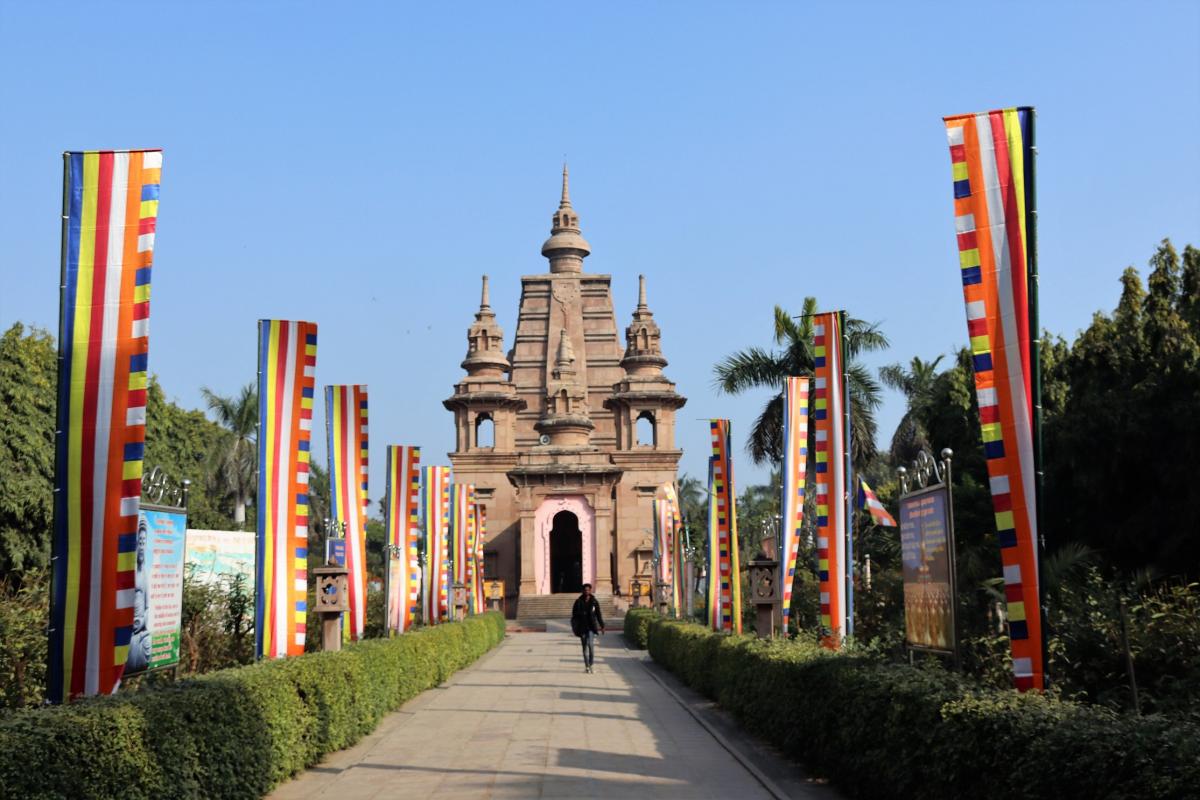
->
[581, 630, 596, 667]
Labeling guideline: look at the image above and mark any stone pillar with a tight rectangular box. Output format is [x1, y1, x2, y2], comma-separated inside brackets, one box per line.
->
[518, 506, 538, 597]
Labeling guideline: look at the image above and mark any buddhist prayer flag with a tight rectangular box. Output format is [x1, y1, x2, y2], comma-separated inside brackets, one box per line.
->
[255, 319, 318, 659]
[451, 484, 474, 591]
[858, 479, 896, 527]
[465, 500, 481, 614]
[473, 505, 487, 614]
[49, 149, 163, 703]
[385, 445, 421, 633]
[664, 483, 684, 617]
[813, 313, 848, 649]
[944, 107, 1043, 691]
[326, 385, 369, 642]
[421, 466, 451, 623]
[780, 377, 810, 627]
[706, 420, 741, 633]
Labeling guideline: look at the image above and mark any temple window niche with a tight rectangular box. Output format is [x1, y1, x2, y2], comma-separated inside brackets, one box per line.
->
[635, 411, 656, 447]
[475, 413, 495, 448]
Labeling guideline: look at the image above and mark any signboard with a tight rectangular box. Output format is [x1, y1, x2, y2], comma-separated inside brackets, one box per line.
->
[126, 505, 186, 674]
[185, 529, 255, 588]
[899, 486, 956, 654]
[325, 538, 347, 567]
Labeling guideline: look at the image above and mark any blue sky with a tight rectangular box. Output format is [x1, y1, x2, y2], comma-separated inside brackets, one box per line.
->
[2, 2, 1197, 500]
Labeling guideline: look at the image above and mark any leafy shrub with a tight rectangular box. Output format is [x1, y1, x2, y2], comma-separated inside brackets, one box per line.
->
[623, 608, 658, 649]
[0, 612, 505, 799]
[646, 618, 1200, 800]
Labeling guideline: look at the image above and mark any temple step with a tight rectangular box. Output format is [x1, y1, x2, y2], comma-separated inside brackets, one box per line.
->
[515, 592, 621, 623]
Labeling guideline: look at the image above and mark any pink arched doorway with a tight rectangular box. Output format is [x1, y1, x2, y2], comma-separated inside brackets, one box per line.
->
[533, 495, 595, 594]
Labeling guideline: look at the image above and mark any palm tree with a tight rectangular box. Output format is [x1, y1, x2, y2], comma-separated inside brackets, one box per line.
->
[201, 383, 258, 529]
[879, 355, 945, 464]
[713, 299, 888, 469]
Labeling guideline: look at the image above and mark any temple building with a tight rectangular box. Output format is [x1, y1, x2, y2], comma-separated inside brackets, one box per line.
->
[444, 168, 686, 615]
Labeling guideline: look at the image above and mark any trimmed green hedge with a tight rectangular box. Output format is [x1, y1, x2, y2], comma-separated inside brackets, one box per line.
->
[646, 618, 1200, 800]
[623, 607, 658, 649]
[0, 612, 505, 799]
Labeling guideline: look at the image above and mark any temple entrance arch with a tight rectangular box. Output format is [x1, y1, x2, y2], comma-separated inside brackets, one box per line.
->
[550, 512, 583, 593]
[533, 495, 595, 594]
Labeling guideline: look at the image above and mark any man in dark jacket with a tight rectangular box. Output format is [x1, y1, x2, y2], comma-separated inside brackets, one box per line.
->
[571, 583, 605, 673]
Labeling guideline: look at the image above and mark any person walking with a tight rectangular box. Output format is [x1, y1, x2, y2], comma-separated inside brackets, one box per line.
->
[571, 583, 605, 673]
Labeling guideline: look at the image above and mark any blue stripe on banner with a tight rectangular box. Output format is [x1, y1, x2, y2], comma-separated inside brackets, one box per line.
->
[296, 494, 309, 505]
[295, 547, 307, 558]
[973, 353, 993, 372]
[255, 321, 271, 659]
[114, 626, 133, 646]
[295, 601, 305, 612]
[998, 529, 1018, 549]
[135, 267, 152, 286]
[298, 439, 310, 452]
[141, 184, 160, 200]
[124, 442, 145, 461]
[1009, 620, 1028, 640]
[984, 439, 1005, 459]
[961, 266, 982, 285]
[301, 386, 314, 398]
[954, 178, 971, 198]
[48, 152, 88, 703]
[817, 516, 828, 526]
[306, 332, 317, 345]
[129, 352, 148, 373]
[118, 533, 138, 552]
[818, 571, 829, 581]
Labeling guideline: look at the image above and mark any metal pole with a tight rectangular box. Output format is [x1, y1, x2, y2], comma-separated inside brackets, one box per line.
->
[253, 320, 264, 660]
[1026, 107, 1049, 689]
[383, 457, 393, 636]
[840, 310, 854, 640]
[943, 449, 961, 671]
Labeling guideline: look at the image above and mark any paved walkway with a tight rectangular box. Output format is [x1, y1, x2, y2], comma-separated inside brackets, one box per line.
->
[270, 630, 829, 799]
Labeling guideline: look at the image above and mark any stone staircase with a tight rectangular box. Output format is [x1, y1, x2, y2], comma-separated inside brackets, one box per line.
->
[515, 593, 622, 625]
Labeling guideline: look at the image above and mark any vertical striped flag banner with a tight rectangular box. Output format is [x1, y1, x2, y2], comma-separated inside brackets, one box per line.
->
[326, 385, 369, 643]
[451, 484, 474, 592]
[780, 376, 810, 628]
[256, 320, 317, 659]
[813, 313, 848, 649]
[663, 482, 684, 617]
[385, 445, 421, 633]
[465, 499, 479, 614]
[49, 149, 162, 703]
[706, 420, 742, 633]
[654, 483, 683, 616]
[944, 107, 1043, 691]
[473, 505, 487, 613]
[858, 479, 897, 527]
[421, 466, 451, 624]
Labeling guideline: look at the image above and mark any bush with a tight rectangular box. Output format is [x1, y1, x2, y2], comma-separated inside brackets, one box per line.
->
[646, 618, 1200, 800]
[0, 612, 505, 799]
[623, 608, 658, 649]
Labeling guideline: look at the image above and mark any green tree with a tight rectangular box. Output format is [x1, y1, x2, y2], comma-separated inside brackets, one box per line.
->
[0, 324, 56, 573]
[713, 299, 888, 469]
[1045, 240, 1200, 577]
[879, 354, 945, 465]
[200, 384, 258, 529]
[144, 379, 235, 531]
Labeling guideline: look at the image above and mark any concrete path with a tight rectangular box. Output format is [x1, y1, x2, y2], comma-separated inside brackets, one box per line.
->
[270, 630, 830, 799]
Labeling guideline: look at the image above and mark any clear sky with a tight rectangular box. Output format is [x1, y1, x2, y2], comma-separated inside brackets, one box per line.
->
[2, 2, 1197, 503]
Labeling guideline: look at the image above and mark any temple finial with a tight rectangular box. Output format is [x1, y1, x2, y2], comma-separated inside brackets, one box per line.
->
[637, 274, 648, 310]
[480, 275, 491, 311]
[561, 163, 571, 207]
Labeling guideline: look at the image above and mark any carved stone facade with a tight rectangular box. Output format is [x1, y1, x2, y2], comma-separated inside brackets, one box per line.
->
[445, 168, 686, 612]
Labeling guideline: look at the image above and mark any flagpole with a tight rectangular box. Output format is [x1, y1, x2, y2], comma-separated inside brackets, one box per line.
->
[840, 310, 854, 640]
[1026, 107, 1048, 687]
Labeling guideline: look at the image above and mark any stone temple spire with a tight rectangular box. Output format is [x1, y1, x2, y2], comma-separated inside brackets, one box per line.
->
[461, 274, 510, 378]
[620, 274, 668, 377]
[541, 164, 591, 273]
